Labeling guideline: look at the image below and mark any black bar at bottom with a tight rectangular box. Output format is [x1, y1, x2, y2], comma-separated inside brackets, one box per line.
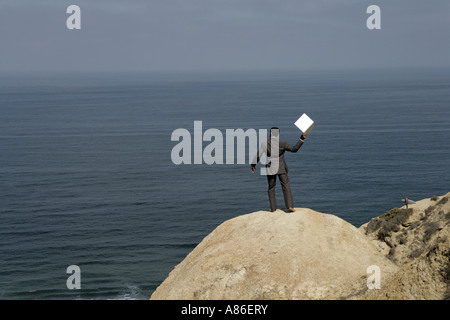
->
[1, 299, 447, 318]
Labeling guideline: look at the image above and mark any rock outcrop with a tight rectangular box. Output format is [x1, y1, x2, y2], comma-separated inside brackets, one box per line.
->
[150, 208, 398, 300]
[359, 192, 450, 299]
[150, 192, 450, 300]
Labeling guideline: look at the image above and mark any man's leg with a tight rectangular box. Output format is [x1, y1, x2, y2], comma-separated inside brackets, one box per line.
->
[267, 175, 277, 211]
[279, 173, 294, 211]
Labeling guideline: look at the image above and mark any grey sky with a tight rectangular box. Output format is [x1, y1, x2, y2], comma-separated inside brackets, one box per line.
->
[0, 0, 449, 72]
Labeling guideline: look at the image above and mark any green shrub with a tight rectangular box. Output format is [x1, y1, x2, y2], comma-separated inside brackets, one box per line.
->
[377, 220, 399, 241]
[431, 196, 439, 201]
[379, 208, 413, 224]
[397, 234, 407, 245]
[397, 209, 413, 225]
[423, 222, 440, 242]
[425, 205, 436, 215]
[369, 208, 413, 241]
[438, 197, 448, 206]
[381, 208, 401, 221]
[366, 218, 382, 234]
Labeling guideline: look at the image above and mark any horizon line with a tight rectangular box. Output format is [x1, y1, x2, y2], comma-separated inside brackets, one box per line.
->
[2, 65, 450, 76]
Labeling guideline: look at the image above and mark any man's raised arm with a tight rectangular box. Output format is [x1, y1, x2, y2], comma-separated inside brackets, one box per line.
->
[285, 133, 307, 153]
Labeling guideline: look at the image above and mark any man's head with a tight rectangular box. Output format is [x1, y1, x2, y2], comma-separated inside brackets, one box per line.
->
[270, 127, 279, 137]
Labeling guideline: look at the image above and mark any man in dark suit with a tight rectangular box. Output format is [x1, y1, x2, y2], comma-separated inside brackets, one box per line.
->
[250, 127, 307, 212]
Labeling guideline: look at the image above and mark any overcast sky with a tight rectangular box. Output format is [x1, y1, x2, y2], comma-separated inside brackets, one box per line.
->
[0, 0, 449, 73]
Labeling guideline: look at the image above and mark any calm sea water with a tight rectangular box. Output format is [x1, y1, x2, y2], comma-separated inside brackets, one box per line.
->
[0, 69, 449, 299]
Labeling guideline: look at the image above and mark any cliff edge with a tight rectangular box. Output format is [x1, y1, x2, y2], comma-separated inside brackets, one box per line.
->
[150, 208, 397, 299]
[150, 192, 450, 300]
[359, 192, 450, 299]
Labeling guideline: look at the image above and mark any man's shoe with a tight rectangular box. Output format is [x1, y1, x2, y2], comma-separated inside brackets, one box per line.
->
[288, 207, 295, 212]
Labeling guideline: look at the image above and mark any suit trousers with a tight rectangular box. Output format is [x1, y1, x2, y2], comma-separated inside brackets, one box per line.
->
[266, 173, 294, 211]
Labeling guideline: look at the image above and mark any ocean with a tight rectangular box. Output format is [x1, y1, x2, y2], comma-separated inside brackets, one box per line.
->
[0, 68, 449, 299]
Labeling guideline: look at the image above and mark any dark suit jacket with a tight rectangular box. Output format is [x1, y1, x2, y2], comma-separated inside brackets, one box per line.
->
[252, 137, 304, 175]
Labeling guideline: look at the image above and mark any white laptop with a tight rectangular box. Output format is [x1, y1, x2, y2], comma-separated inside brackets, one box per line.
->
[294, 113, 314, 134]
